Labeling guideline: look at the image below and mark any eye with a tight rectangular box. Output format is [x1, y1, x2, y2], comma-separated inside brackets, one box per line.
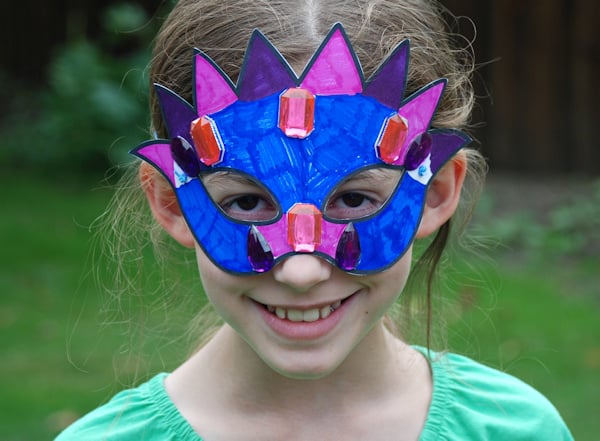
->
[324, 168, 403, 221]
[201, 171, 279, 222]
[231, 195, 261, 211]
[340, 193, 367, 208]
[221, 194, 277, 221]
[326, 191, 379, 219]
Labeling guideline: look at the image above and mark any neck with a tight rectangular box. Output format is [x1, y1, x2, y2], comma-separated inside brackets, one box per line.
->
[174, 321, 426, 418]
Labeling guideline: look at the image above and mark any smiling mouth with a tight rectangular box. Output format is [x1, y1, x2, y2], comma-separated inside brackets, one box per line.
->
[258, 290, 361, 323]
[264, 300, 342, 322]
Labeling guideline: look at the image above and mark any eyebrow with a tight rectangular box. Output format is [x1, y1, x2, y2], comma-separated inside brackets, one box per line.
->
[342, 168, 402, 185]
[201, 171, 262, 188]
[202, 168, 401, 189]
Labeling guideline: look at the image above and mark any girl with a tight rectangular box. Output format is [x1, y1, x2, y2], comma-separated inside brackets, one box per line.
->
[57, 0, 573, 439]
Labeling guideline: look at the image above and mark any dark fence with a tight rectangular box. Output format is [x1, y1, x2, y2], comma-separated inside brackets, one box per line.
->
[445, 0, 598, 174]
[3, 0, 598, 174]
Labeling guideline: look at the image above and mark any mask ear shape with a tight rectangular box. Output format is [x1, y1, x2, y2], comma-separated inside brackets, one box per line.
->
[416, 152, 467, 238]
[140, 163, 195, 248]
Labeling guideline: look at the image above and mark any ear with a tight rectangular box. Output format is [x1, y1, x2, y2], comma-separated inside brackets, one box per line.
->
[140, 163, 196, 248]
[415, 152, 467, 238]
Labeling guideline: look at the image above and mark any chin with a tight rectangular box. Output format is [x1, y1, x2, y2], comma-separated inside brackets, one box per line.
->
[259, 349, 346, 381]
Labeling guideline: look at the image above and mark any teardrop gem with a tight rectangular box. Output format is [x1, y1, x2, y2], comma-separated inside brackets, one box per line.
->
[404, 132, 432, 170]
[335, 223, 361, 271]
[170, 136, 201, 177]
[247, 226, 274, 272]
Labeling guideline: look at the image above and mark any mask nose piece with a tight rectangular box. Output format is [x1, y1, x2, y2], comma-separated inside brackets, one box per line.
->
[287, 203, 322, 253]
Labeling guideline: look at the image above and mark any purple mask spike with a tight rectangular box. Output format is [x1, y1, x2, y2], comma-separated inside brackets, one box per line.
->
[335, 223, 361, 271]
[155, 85, 197, 140]
[300, 25, 363, 96]
[363, 40, 409, 109]
[170, 136, 201, 177]
[248, 225, 275, 272]
[194, 52, 238, 116]
[429, 131, 471, 173]
[237, 30, 297, 101]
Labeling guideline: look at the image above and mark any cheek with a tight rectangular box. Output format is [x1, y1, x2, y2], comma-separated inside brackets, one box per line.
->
[371, 247, 412, 300]
[193, 243, 265, 306]
[194, 244, 239, 297]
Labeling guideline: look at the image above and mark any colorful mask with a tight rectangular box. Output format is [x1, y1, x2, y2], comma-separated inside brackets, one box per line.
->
[132, 24, 470, 275]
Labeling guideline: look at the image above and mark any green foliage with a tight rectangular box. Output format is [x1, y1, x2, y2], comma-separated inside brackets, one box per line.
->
[474, 179, 600, 259]
[1, 3, 157, 174]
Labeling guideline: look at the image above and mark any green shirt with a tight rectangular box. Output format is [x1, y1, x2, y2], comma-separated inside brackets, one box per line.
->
[55, 350, 574, 440]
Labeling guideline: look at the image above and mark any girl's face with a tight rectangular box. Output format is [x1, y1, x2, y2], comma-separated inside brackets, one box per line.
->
[194, 170, 412, 379]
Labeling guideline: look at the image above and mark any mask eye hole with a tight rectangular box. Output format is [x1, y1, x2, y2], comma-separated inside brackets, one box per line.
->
[324, 167, 403, 221]
[201, 171, 280, 222]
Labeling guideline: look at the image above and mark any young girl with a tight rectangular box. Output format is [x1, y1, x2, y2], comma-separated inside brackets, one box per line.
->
[57, 0, 573, 439]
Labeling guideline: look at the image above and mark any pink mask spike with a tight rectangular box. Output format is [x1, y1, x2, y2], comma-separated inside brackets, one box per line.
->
[134, 143, 176, 186]
[396, 80, 446, 164]
[194, 53, 238, 116]
[300, 26, 363, 96]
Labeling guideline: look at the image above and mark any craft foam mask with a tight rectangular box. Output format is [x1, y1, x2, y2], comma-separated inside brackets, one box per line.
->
[132, 24, 470, 275]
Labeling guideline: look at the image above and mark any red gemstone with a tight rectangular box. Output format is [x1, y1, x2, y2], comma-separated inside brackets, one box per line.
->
[190, 116, 224, 166]
[375, 114, 409, 164]
[278, 88, 315, 139]
[287, 203, 322, 252]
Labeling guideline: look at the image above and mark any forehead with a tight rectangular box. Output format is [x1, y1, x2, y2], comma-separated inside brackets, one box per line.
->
[208, 92, 394, 207]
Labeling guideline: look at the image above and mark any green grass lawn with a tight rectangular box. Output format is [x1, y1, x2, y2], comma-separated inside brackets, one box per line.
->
[1, 174, 598, 440]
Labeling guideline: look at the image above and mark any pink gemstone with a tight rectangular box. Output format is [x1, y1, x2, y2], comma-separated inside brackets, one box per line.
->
[190, 116, 224, 166]
[375, 114, 409, 164]
[287, 203, 322, 252]
[278, 88, 315, 139]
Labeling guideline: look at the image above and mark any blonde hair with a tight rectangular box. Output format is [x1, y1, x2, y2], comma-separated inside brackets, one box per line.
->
[101, 0, 487, 361]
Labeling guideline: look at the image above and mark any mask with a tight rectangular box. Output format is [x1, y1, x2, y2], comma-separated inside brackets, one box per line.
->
[132, 24, 470, 275]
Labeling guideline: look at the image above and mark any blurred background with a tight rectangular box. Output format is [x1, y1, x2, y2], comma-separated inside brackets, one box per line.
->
[0, 0, 598, 439]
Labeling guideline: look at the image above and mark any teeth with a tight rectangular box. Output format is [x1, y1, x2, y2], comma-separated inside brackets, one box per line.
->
[302, 308, 320, 322]
[268, 300, 341, 322]
[287, 309, 304, 322]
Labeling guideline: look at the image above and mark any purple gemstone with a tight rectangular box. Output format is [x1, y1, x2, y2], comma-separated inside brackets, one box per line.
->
[170, 136, 201, 177]
[335, 223, 361, 271]
[404, 132, 432, 170]
[247, 226, 274, 272]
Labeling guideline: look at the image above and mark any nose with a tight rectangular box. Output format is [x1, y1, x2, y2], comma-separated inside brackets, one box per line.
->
[272, 254, 332, 292]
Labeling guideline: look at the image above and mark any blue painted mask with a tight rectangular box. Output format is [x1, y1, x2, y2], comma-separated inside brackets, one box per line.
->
[131, 24, 470, 275]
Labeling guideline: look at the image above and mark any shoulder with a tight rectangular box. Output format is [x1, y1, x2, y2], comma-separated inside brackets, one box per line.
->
[54, 373, 202, 441]
[418, 349, 574, 441]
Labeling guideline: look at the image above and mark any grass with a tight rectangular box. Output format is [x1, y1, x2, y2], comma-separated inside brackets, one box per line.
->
[0, 173, 598, 440]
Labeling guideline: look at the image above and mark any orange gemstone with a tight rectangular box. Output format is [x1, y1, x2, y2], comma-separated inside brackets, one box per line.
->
[287, 203, 322, 252]
[376, 114, 408, 164]
[190, 116, 224, 166]
[278, 88, 315, 139]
